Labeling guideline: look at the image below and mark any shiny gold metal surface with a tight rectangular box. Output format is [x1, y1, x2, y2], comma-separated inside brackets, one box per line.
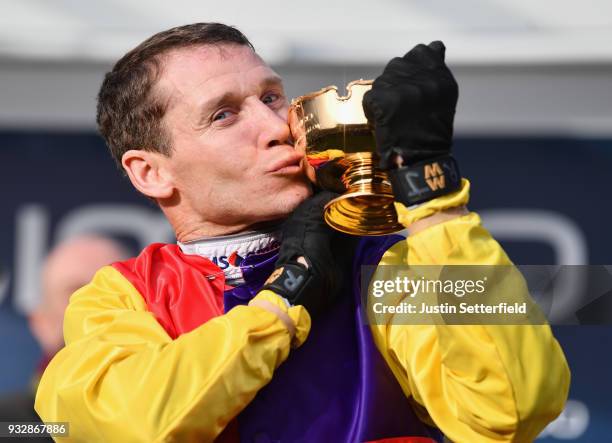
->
[289, 80, 404, 236]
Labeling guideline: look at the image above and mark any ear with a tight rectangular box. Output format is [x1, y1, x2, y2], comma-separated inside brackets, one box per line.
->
[122, 150, 174, 199]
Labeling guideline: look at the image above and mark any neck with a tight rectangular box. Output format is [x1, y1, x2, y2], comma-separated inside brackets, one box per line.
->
[160, 195, 287, 241]
[173, 215, 285, 242]
[176, 223, 253, 242]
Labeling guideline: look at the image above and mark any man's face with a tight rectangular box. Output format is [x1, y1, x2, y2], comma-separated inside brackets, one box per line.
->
[156, 44, 311, 236]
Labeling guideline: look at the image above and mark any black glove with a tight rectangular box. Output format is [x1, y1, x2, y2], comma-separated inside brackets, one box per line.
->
[363, 41, 461, 206]
[262, 191, 356, 316]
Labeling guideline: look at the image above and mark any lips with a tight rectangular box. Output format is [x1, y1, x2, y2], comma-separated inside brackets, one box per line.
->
[266, 151, 305, 174]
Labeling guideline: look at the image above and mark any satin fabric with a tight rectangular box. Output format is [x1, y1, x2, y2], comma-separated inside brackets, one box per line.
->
[35, 180, 570, 442]
[228, 236, 441, 443]
[114, 243, 226, 339]
[112, 241, 438, 441]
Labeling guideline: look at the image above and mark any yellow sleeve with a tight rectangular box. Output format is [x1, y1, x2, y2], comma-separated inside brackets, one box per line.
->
[370, 179, 571, 443]
[35, 266, 310, 443]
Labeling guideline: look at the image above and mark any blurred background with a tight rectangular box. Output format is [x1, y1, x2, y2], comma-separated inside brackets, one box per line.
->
[0, 0, 610, 440]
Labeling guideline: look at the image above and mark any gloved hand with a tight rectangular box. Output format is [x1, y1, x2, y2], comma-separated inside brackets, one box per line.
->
[363, 41, 462, 206]
[262, 191, 356, 316]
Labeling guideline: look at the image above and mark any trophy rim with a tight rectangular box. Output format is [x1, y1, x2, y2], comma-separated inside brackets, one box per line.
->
[290, 79, 373, 106]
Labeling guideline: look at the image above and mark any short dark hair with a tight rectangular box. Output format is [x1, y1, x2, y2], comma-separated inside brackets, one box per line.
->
[96, 23, 254, 168]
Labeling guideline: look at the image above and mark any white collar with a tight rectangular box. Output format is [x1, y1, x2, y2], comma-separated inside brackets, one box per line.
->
[177, 226, 281, 283]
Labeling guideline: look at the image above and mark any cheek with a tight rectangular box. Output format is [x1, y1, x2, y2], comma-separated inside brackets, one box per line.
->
[173, 141, 251, 188]
[277, 103, 289, 121]
[170, 121, 266, 196]
[214, 145, 261, 181]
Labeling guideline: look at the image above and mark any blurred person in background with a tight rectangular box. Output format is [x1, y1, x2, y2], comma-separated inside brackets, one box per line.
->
[35, 23, 569, 442]
[0, 236, 127, 433]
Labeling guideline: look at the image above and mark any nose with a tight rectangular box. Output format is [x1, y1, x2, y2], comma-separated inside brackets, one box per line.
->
[250, 99, 292, 149]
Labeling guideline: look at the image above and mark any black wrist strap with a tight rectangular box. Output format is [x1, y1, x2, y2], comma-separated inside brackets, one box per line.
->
[388, 155, 461, 206]
[261, 263, 312, 305]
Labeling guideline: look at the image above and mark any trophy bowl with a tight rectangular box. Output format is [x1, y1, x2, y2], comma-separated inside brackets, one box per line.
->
[288, 80, 404, 236]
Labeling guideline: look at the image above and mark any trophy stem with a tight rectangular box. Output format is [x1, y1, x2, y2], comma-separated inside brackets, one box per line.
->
[342, 152, 395, 197]
[323, 152, 405, 236]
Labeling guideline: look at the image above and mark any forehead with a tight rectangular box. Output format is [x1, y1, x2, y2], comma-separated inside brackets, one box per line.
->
[157, 44, 277, 102]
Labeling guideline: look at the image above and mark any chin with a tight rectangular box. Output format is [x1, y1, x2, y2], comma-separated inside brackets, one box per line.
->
[239, 180, 312, 226]
[268, 182, 312, 219]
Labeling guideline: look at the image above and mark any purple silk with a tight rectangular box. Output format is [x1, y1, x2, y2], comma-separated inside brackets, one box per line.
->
[223, 236, 443, 443]
[223, 248, 279, 312]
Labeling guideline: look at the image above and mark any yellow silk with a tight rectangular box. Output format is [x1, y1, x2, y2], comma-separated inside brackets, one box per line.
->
[369, 181, 570, 442]
[306, 149, 345, 161]
[35, 267, 309, 442]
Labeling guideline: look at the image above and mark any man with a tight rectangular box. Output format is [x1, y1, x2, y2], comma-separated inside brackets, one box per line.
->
[0, 236, 127, 441]
[35, 23, 569, 442]
[30, 236, 129, 360]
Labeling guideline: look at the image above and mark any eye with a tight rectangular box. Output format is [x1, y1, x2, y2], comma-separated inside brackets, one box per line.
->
[262, 92, 280, 105]
[212, 110, 234, 122]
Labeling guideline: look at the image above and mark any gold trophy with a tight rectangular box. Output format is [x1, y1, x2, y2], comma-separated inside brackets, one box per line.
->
[289, 80, 404, 236]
